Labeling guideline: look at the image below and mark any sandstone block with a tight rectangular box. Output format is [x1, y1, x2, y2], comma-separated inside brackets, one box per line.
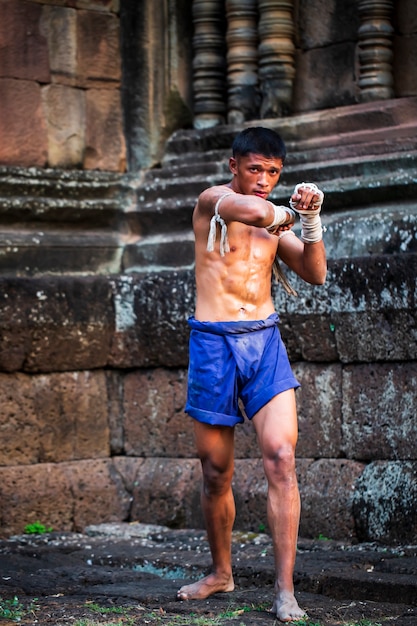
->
[298, 0, 359, 48]
[41, 84, 86, 167]
[0, 276, 114, 372]
[393, 35, 417, 97]
[0, 463, 74, 538]
[0, 371, 110, 465]
[297, 458, 365, 541]
[342, 363, 417, 461]
[353, 461, 417, 544]
[0, 0, 50, 81]
[294, 363, 343, 458]
[0, 79, 47, 167]
[108, 273, 194, 369]
[293, 44, 357, 112]
[76, 10, 121, 87]
[40, 6, 77, 85]
[63, 459, 131, 531]
[0, 459, 131, 537]
[394, 1, 417, 35]
[123, 368, 190, 458]
[84, 89, 126, 171]
[125, 457, 203, 529]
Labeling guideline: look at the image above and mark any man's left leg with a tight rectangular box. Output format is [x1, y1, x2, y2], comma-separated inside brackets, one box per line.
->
[252, 389, 307, 622]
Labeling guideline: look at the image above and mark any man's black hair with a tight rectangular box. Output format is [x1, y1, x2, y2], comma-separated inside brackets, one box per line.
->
[232, 127, 286, 162]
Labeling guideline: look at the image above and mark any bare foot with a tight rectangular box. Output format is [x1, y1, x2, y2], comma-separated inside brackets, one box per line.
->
[177, 573, 234, 600]
[270, 589, 307, 622]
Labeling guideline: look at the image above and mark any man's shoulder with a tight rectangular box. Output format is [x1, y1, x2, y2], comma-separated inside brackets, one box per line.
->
[197, 184, 235, 211]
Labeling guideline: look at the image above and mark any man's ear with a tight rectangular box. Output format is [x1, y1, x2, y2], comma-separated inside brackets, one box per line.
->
[229, 156, 237, 175]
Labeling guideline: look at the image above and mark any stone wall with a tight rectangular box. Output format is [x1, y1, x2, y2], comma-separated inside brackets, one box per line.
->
[0, 0, 125, 171]
[1, 97, 417, 544]
[0, 0, 417, 546]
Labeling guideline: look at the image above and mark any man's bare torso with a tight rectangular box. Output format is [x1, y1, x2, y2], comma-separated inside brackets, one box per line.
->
[193, 187, 278, 322]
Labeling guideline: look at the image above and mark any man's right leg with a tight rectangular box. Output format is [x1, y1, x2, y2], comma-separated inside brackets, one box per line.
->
[177, 420, 235, 600]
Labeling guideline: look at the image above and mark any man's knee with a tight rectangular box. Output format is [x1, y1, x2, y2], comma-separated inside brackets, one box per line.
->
[263, 443, 296, 482]
[201, 459, 234, 496]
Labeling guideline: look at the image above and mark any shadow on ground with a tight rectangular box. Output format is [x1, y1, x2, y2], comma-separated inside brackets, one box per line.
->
[0, 523, 416, 625]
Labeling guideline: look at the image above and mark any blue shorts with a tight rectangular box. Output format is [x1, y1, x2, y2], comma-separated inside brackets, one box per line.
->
[185, 313, 300, 427]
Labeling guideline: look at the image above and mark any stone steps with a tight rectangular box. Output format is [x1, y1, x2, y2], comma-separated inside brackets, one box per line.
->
[0, 97, 416, 275]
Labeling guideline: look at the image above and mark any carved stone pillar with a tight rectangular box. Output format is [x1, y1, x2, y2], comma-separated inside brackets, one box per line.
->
[258, 0, 295, 118]
[357, 0, 394, 102]
[225, 0, 259, 124]
[192, 0, 227, 128]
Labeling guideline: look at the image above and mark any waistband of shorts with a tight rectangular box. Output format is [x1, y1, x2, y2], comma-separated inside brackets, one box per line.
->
[187, 313, 279, 335]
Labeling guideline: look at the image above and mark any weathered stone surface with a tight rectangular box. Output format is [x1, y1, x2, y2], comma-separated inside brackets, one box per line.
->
[41, 5, 77, 85]
[84, 88, 126, 171]
[353, 461, 417, 544]
[0, 79, 48, 167]
[64, 459, 131, 531]
[122, 457, 203, 529]
[0, 463, 73, 537]
[0, 370, 110, 465]
[342, 363, 417, 461]
[0, 277, 114, 372]
[297, 458, 365, 541]
[76, 10, 121, 87]
[41, 84, 86, 167]
[0, 0, 50, 82]
[108, 273, 194, 369]
[123, 368, 190, 457]
[75, 0, 119, 11]
[277, 254, 417, 363]
[297, 0, 359, 49]
[393, 34, 417, 97]
[0, 459, 131, 537]
[294, 363, 343, 459]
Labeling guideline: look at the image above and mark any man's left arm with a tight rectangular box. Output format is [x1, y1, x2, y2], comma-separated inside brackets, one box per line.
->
[276, 183, 327, 285]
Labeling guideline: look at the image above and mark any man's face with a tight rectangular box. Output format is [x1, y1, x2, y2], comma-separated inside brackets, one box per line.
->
[229, 153, 283, 199]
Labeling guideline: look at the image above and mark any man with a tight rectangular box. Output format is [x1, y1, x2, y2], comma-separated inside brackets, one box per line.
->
[177, 127, 326, 622]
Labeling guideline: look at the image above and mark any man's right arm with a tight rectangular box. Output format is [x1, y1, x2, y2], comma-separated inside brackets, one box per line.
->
[197, 187, 294, 230]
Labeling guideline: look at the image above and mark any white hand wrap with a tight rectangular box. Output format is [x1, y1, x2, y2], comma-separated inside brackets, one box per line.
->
[289, 182, 324, 244]
[266, 203, 295, 232]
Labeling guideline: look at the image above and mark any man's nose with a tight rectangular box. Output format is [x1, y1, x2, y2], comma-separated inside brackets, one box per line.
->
[257, 171, 268, 185]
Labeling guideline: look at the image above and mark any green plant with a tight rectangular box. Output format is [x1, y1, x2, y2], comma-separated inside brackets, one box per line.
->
[0, 596, 38, 621]
[24, 520, 53, 534]
[0, 596, 24, 621]
[316, 533, 330, 541]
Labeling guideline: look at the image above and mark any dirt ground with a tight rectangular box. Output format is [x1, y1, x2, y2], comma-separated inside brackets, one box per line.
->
[0, 523, 416, 625]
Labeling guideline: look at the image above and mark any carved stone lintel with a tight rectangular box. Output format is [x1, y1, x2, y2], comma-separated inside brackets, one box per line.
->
[225, 0, 259, 124]
[258, 0, 295, 118]
[357, 0, 394, 102]
[192, 0, 227, 129]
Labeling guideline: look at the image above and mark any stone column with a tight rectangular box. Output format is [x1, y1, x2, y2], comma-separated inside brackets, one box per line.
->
[225, 0, 259, 124]
[192, 0, 227, 128]
[357, 0, 394, 102]
[258, 0, 295, 118]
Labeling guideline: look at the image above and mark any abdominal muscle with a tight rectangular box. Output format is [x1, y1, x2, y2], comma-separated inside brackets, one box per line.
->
[194, 224, 277, 322]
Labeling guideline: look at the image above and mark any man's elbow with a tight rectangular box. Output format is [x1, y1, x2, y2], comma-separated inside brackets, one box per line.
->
[308, 266, 327, 285]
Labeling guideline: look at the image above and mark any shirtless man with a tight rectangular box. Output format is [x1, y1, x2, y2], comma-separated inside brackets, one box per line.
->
[177, 127, 326, 622]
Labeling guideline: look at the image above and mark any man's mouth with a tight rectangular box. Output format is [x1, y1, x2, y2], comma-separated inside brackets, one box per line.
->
[254, 190, 268, 198]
